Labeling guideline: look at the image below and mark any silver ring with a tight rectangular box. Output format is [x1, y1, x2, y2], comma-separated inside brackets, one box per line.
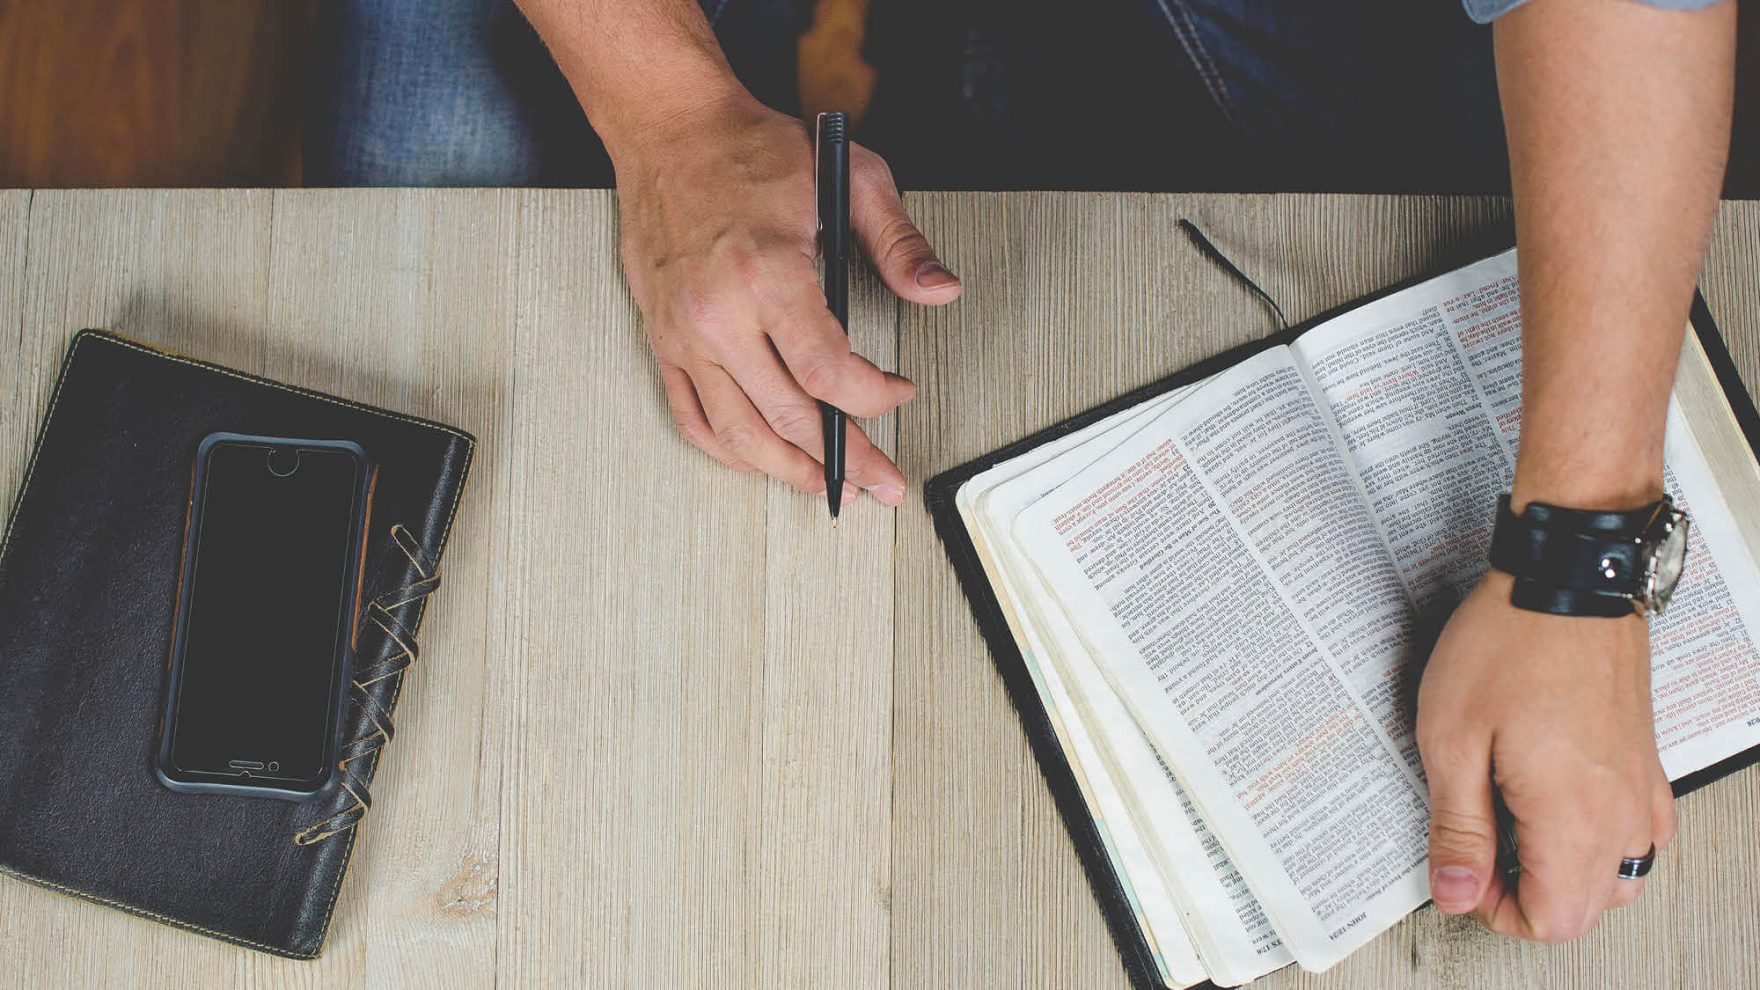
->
[1618, 845, 1656, 880]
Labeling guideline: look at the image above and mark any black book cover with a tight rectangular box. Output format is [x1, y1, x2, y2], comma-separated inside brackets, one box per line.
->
[924, 257, 1760, 989]
[0, 330, 476, 958]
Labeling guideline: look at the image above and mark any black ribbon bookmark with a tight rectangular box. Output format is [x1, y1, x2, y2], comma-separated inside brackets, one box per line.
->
[1178, 218, 1291, 333]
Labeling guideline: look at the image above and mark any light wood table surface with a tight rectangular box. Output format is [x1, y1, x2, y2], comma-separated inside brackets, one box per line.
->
[2, 190, 1757, 989]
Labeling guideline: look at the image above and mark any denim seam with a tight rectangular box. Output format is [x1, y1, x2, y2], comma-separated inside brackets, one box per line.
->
[707, 0, 732, 26]
[1151, 0, 1242, 134]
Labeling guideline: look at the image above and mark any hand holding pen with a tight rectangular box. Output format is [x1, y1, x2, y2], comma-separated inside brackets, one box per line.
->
[611, 97, 960, 507]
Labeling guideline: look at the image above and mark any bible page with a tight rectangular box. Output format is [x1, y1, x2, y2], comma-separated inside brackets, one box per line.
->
[1013, 347, 1431, 972]
[1290, 248, 1760, 781]
[969, 390, 1294, 986]
[957, 392, 1210, 989]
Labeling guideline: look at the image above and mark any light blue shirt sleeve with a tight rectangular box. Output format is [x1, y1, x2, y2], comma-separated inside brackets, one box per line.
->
[1465, 0, 1724, 25]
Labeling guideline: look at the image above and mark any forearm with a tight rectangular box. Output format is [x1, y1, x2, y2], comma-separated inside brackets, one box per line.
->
[1494, 0, 1734, 511]
[514, 0, 749, 162]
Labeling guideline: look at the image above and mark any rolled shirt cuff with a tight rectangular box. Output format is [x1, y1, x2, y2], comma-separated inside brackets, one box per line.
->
[1465, 0, 1725, 25]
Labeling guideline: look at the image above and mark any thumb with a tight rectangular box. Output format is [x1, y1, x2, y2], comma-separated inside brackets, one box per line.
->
[1422, 742, 1500, 915]
[850, 147, 962, 305]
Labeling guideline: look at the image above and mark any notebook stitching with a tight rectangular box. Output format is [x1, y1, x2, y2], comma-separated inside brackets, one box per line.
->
[87, 332, 477, 444]
[0, 863, 317, 958]
[1, 330, 478, 572]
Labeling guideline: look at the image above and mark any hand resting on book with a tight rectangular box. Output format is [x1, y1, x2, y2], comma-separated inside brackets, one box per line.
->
[1419, 569, 1676, 942]
[955, 248, 1760, 981]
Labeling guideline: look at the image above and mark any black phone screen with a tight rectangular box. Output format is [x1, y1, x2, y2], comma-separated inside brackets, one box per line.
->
[164, 438, 367, 791]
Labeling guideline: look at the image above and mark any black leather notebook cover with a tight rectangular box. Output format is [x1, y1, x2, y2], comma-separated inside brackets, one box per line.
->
[0, 330, 476, 958]
[924, 259, 1760, 990]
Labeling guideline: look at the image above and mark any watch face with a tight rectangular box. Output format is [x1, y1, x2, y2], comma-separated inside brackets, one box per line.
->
[1645, 512, 1691, 613]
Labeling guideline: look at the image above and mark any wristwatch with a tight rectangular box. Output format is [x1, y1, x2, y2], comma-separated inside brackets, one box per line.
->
[1487, 493, 1690, 618]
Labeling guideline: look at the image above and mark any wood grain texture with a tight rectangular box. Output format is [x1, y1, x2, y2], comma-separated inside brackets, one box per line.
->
[0, 2, 311, 188]
[0, 191, 1757, 990]
[0, 191, 32, 510]
[893, 191, 1760, 990]
[495, 190, 772, 989]
[261, 189, 517, 989]
[755, 251, 896, 988]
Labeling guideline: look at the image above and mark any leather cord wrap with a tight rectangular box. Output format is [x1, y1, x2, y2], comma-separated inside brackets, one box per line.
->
[294, 525, 440, 846]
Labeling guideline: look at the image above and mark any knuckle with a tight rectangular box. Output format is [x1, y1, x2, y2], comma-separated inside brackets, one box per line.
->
[748, 267, 796, 310]
[679, 284, 731, 337]
[713, 420, 763, 454]
[705, 236, 762, 282]
[798, 358, 846, 399]
[650, 331, 693, 364]
[791, 464, 823, 494]
[875, 215, 929, 262]
[1655, 789, 1679, 835]
[768, 404, 820, 442]
[669, 408, 710, 446]
[853, 146, 895, 188]
[724, 249, 761, 286]
[1428, 812, 1496, 850]
[1413, 710, 1457, 754]
[1415, 729, 1474, 775]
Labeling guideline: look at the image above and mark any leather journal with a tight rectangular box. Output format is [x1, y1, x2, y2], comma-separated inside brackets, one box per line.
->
[0, 330, 476, 958]
[925, 247, 1760, 988]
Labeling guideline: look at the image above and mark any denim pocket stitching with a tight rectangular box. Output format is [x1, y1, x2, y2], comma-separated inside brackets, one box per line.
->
[1151, 0, 1244, 135]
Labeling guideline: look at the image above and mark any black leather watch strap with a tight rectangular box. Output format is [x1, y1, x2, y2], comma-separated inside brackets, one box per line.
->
[1489, 495, 1655, 617]
[1505, 580, 1640, 618]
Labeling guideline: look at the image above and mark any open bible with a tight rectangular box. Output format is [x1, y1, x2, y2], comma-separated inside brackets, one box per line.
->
[928, 249, 1760, 988]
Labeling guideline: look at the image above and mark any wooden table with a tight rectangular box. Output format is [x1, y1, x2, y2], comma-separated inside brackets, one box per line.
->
[2, 190, 1758, 989]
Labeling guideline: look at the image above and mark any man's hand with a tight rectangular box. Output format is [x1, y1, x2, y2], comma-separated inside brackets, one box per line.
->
[1417, 570, 1675, 941]
[614, 93, 961, 504]
[512, 0, 961, 503]
[1437, 0, 1733, 941]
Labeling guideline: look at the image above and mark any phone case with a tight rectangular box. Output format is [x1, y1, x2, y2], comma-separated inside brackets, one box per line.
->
[154, 433, 374, 801]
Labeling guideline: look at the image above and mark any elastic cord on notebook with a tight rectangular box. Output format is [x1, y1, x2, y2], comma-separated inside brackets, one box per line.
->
[294, 524, 441, 847]
[1178, 219, 1291, 332]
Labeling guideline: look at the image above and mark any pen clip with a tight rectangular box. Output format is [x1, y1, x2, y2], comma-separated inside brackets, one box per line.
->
[813, 112, 825, 252]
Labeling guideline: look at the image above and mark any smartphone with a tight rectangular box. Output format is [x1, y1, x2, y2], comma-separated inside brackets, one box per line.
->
[156, 433, 373, 799]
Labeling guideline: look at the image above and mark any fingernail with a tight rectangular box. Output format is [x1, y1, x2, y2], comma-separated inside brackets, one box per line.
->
[914, 263, 959, 290]
[869, 484, 905, 506]
[841, 486, 858, 507]
[1430, 867, 1479, 910]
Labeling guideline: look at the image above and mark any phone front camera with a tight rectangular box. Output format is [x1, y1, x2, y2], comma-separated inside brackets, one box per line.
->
[266, 448, 301, 477]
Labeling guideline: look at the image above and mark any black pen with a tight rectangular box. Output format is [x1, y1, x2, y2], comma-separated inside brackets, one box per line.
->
[815, 111, 850, 521]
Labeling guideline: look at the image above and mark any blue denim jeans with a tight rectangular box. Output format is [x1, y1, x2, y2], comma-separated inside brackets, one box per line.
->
[305, 0, 807, 187]
[305, 0, 1507, 193]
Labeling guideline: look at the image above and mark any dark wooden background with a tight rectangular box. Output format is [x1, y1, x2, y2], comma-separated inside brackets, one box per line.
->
[0, 1, 1754, 193]
[0, 1, 312, 187]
